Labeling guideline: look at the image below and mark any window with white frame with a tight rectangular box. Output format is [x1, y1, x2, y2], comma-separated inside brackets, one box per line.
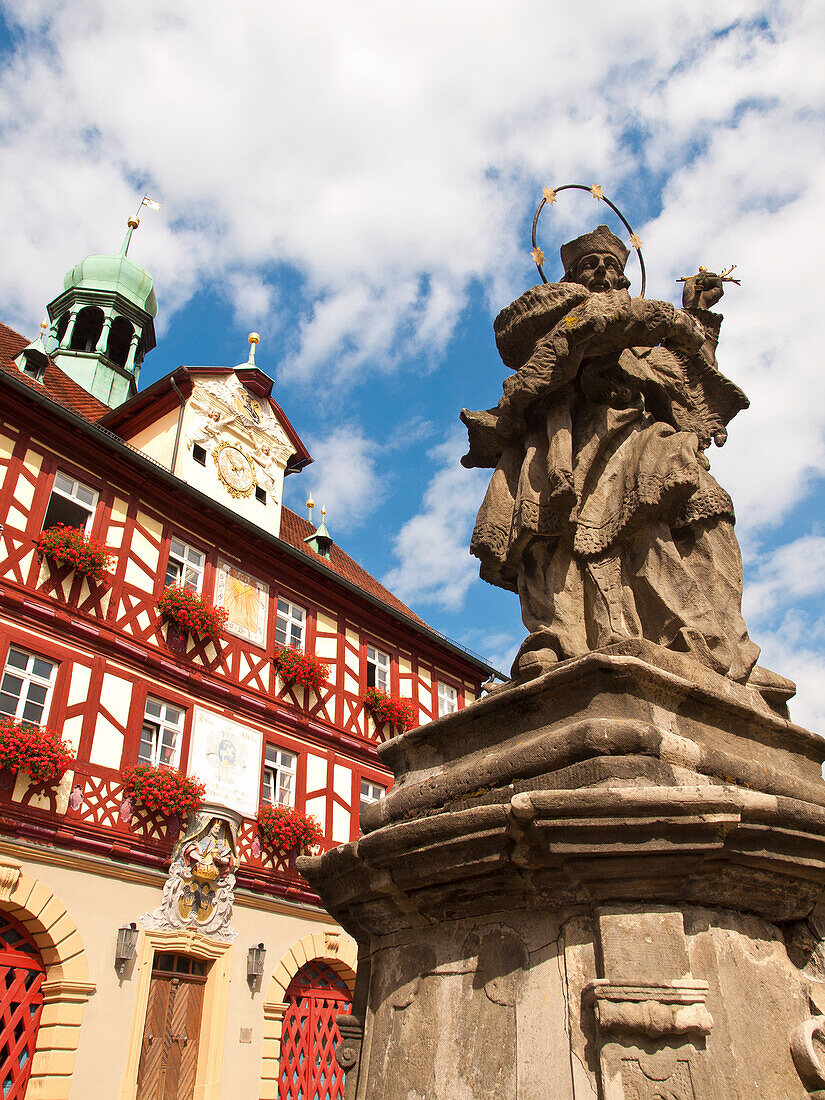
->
[366, 646, 390, 692]
[275, 598, 305, 650]
[360, 778, 385, 815]
[164, 535, 206, 592]
[138, 697, 185, 768]
[0, 648, 58, 724]
[438, 682, 458, 717]
[42, 471, 98, 533]
[261, 745, 296, 806]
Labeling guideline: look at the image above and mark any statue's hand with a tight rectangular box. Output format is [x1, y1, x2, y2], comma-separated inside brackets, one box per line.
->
[682, 273, 724, 311]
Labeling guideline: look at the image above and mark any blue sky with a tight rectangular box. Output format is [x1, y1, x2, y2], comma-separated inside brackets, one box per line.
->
[1, 1, 824, 724]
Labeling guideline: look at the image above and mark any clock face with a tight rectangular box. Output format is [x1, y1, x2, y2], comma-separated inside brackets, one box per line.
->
[214, 444, 255, 498]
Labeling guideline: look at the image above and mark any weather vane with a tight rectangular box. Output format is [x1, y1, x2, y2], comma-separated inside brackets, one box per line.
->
[121, 194, 163, 257]
[530, 183, 646, 296]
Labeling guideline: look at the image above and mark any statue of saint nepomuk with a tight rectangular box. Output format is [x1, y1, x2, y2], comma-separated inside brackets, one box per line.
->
[462, 225, 784, 699]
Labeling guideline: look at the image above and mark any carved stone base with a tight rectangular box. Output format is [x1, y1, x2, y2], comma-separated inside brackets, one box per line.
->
[299, 644, 825, 1098]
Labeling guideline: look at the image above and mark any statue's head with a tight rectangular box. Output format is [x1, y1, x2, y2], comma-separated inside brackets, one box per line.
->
[209, 819, 222, 838]
[560, 225, 630, 292]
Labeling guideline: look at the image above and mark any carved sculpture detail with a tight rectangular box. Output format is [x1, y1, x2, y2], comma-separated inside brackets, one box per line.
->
[141, 814, 238, 942]
[462, 225, 791, 706]
[186, 377, 294, 502]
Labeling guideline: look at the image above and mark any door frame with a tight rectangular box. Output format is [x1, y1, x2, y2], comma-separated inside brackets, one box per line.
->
[119, 929, 232, 1100]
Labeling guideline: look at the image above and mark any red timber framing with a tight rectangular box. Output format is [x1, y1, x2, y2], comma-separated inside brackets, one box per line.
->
[0, 377, 491, 906]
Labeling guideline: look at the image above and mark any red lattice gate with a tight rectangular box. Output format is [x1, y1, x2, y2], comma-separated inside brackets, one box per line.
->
[0, 913, 44, 1099]
[278, 961, 352, 1100]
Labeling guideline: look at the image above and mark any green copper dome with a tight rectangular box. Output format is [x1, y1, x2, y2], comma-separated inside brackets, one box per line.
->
[63, 252, 158, 317]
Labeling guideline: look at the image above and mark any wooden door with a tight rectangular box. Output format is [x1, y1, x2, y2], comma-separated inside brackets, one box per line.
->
[0, 913, 44, 1100]
[136, 954, 206, 1100]
[278, 961, 352, 1100]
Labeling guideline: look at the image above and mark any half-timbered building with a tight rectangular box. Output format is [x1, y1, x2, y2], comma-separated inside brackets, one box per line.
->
[0, 224, 493, 1099]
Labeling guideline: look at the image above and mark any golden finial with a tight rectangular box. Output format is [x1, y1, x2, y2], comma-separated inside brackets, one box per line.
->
[591, 183, 604, 200]
[127, 215, 139, 229]
[321, 506, 326, 518]
[247, 332, 260, 366]
[306, 495, 315, 521]
[39, 318, 49, 333]
[542, 186, 557, 204]
[531, 247, 545, 265]
[629, 233, 642, 248]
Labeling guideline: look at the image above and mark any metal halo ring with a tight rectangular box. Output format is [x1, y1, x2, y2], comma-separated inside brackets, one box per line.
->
[531, 184, 646, 298]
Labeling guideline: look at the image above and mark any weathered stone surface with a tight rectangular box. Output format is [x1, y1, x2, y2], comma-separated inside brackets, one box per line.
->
[300, 645, 825, 1096]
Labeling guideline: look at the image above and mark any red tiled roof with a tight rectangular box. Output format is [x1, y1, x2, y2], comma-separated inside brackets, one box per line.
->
[0, 320, 109, 422]
[279, 507, 430, 630]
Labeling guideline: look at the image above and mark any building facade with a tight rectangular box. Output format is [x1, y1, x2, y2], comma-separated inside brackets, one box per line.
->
[0, 230, 492, 1099]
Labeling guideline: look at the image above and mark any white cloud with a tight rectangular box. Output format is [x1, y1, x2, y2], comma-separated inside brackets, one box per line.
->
[753, 611, 825, 733]
[382, 431, 487, 610]
[4, 0, 813, 397]
[286, 424, 384, 534]
[744, 536, 825, 624]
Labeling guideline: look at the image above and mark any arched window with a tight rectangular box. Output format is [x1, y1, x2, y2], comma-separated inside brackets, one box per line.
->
[279, 960, 351, 1100]
[0, 911, 45, 1098]
[54, 313, 70, 346]
[69, 307, 104, 353]
[106, 316, 134, 367]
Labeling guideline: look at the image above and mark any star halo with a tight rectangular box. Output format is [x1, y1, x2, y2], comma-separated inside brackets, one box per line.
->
[530, 183, 646, 297]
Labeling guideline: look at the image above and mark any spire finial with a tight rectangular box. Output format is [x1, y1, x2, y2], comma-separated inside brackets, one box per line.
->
[121, 195, 162, 257]
[306, 494, 315, 522]
[247, 332, 260, 366]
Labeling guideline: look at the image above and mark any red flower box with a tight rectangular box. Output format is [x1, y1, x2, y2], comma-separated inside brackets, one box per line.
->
[157, 586, 229, 642]
[257, 803, 323, 856]
[0, 718, 75, 784]
[122, 763, 205, 819]
[363, 687, 416, 732]
[37, 525, 112, 583]
[273, 645, 329, 693]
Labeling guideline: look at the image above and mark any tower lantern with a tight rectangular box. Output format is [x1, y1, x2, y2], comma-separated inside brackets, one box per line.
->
[42, 209, 159, 407]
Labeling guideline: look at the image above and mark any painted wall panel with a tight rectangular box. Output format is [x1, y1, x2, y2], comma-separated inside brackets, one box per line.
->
[90, 714, 125, 769]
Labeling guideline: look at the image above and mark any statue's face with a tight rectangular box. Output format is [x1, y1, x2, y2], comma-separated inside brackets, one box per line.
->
[209, 821, 221, 838]
[573, 252, 624, 293]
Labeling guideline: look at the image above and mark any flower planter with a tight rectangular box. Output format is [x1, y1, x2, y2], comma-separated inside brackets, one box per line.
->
[362, 687, 416, 733]
[272, 646, 330, 695]
[0, 719, 75, 784]
[157, 586, 228, 643]
[37, 525, 112, 583]
[257, 804, 323, 858]
[122, 764, 205, 821]
[165, 621, 189, 654]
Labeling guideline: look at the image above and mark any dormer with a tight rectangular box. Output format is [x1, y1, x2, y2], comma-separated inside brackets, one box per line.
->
[100, 337, 311, 538]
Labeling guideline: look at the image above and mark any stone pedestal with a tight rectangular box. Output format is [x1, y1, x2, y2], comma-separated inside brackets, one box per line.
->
[299, 642, 825, 1098]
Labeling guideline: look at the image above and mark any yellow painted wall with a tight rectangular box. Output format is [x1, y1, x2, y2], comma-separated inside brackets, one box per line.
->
[1, 843, 348, 1100]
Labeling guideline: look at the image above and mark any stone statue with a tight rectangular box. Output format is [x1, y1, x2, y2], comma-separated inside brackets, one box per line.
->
[141, 814, 238, 942]
[462, 225, 787, 700]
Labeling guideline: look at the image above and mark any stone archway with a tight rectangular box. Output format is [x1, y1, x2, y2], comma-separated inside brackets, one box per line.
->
[259, 929, 357, 1098]
[0, 852, 95, 1099]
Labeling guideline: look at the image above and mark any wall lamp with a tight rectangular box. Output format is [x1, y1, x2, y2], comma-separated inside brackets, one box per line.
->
[247, 943, 266, 982]
[115, 923, 139, 975]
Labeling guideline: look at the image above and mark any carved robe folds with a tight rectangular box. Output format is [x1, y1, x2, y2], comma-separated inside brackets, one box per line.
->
[462, 285, 759, 682]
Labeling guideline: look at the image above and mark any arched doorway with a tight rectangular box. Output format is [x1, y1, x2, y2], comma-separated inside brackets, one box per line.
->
[0, 911, 45, 1098]
[278, 960, 351, 1100]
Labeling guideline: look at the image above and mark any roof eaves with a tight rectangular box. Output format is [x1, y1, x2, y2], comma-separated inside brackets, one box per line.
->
[0, 362, 499, 678]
